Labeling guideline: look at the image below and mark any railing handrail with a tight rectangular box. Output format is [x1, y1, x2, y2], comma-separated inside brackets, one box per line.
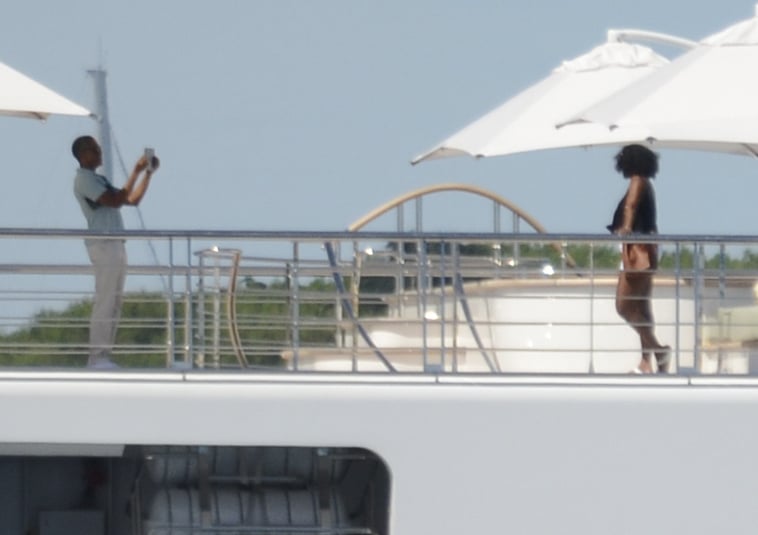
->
[5, 227, 758, 243]
[0, 228, 757, 376]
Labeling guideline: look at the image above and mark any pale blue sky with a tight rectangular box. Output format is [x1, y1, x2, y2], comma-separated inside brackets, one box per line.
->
[1, 0, 757, 236]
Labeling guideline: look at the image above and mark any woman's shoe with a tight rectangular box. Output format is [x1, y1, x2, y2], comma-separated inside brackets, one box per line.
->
[655, 346, 671, 374]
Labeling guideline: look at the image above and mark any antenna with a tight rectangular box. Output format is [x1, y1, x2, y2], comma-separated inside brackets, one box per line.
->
[87, 66, 170, 294]
[86, 67, 113, 180]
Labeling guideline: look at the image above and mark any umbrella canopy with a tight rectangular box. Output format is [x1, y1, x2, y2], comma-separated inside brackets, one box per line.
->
[563, 7, 758, 157]
[411, 39, 669, 165]
[0, 61, 91, 120]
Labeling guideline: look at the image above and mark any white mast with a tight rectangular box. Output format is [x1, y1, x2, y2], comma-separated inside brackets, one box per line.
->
[87, 68, 113, 180]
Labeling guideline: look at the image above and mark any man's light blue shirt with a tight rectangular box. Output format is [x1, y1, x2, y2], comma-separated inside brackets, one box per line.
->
[73, 168, 125, 233]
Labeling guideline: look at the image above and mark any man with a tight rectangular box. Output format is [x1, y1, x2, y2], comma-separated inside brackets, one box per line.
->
[71, 136, 159, 368]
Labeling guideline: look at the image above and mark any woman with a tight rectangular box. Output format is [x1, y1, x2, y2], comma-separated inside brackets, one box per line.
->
[607, 144, 669, 374]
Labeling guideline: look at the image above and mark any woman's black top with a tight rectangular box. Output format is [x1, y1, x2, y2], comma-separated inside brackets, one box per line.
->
[606, 181, 657, 234]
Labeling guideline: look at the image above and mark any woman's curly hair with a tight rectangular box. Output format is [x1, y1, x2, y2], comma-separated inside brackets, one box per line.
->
[614, 144, 659, 178]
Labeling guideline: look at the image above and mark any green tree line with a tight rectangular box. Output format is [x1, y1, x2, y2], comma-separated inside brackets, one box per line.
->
[0, 279, 338, 368]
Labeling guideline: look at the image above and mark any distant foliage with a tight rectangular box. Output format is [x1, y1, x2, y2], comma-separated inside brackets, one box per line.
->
[386, 240, 758, 271]
[659, 247, 758, 270]
[0, 279, 339, 369]
[0, 294, 174, 368]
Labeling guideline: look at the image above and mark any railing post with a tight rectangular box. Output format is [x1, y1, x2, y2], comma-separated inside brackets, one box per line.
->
[211, 254, 222, 368]
[351, 241, 360, 372]
[719, 243, 726, 303]
[334, 241, 344, 351]
[166, 236, 175, 368]
[419, 238, 429, 371]
[452, 242, 461, 372]
[184, 237, 193, 368]
[513, 212, 520, 265]
[672, 240, 686, 373]
[290, 242, 300, 370]
[588, 241, 595, 374]
[439, 240, 447, 373]
[196, 252, 206, 368]
[693, 242, 704, 373]
[395, 241, 405, 319]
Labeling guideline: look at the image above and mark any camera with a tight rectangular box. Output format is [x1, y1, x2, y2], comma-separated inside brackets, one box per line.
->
[144, 147, 156, 172]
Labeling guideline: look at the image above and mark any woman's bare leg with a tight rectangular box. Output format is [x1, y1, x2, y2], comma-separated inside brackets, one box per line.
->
[637, 282, 671, 372]
[616, 271, 667, 373]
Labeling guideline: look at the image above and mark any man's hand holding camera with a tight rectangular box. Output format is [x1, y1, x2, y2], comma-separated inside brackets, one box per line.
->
[136, 148, 160, 175]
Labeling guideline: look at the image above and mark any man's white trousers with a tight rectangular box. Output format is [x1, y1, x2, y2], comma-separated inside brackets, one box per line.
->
[86, 240, 127, 364]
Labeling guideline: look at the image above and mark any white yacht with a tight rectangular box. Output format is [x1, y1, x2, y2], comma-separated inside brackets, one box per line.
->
[6, 10, 758, 532]
[2, 181, 758, 535]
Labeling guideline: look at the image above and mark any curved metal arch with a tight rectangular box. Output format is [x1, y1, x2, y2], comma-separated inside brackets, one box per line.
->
[347, 182, 548, 233]
[348, 182, 576, 268]
[346, 183, 574, 373]
[341, 183, 580, 372]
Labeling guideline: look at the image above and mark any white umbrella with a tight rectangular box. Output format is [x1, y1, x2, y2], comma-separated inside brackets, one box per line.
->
[412, 37, 673, 165]
[563, 6, 758, 157]
[0, 61, 91, 120]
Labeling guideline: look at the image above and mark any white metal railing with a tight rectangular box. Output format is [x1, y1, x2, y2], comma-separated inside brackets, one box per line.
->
[1, 228, 758, 375]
